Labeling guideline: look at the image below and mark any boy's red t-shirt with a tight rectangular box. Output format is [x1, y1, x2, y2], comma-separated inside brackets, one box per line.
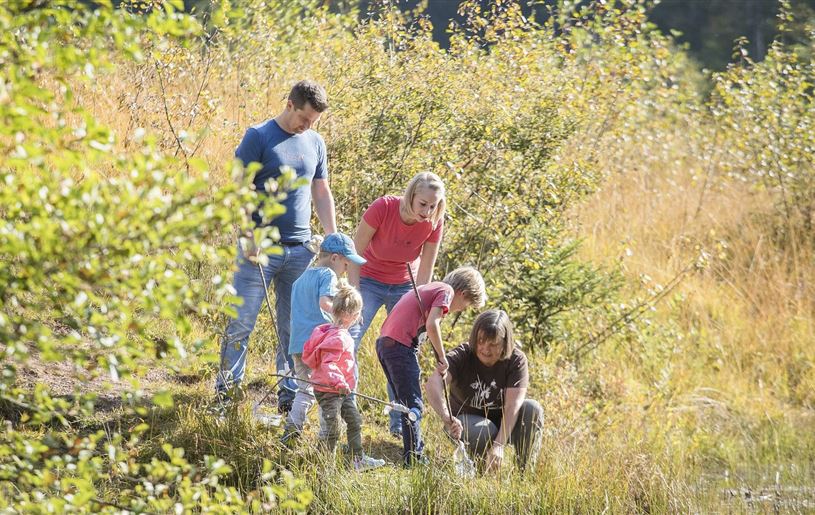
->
[359, 196, 444, 285]
[380, 282, 453, 347]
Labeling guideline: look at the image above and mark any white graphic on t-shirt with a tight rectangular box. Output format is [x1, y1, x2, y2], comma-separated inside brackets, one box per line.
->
[280, 149, 305, 162]
[469, 376, 498, 409]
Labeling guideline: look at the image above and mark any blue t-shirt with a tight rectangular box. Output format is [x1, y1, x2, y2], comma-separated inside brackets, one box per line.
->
[235, 119, 328, 242]
[289, 267, 338, 355]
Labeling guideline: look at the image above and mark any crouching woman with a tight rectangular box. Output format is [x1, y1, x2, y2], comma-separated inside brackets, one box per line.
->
[425, 309, 544, 473]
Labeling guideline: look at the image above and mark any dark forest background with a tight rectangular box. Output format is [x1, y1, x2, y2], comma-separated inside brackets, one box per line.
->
[366, 0, 814, 70]
[179, 0, 815, 70]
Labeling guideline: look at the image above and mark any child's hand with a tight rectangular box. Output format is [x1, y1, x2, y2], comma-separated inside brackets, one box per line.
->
[444, 416, 463, 440]
[337, 386, 350, 395]
[435, 357, 449, 377]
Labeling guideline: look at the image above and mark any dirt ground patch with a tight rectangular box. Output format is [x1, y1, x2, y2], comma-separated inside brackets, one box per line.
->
[15, 352, 180, 413]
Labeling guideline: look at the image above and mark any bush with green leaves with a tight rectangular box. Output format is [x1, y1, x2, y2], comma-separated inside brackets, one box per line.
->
[4, 0, 814, 511]
[0, 1, 311, 512]
[126, 0, 628, 350]
[319, 0, 697, 347]
[0, 0, 681, 508]
[710, 6, 815, 247]
[101, 0, 702, 351]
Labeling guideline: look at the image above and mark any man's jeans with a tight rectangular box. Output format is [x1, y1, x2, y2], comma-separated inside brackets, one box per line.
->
[458, 400, 544, 471]
[376, 337, 424, 466]
[349, 276, 411, 432]
[216, 243, 313, 407]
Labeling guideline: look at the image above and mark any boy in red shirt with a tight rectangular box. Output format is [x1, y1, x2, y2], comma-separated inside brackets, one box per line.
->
[376, 266, 487, 466]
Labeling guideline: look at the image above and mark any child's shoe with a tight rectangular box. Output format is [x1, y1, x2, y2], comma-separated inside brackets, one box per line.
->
[277, 399, 293, 415]
[353, 454, 386, 472]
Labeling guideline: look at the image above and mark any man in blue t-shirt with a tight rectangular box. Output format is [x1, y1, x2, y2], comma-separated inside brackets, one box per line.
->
[216, 80, 337, 412]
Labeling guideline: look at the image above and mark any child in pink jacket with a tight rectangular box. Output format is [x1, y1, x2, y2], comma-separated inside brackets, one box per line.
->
[302, 281, 385, 471]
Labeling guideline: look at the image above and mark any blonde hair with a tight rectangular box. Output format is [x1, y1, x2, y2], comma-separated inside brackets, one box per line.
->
[399, 172, 446, 227]
[331, 280, 363, 320]
[443, 266, 487, 308]
[469, 309, 515, 360]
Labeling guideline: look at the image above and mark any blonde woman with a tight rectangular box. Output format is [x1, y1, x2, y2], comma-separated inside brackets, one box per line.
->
[348, 172, 446, 436]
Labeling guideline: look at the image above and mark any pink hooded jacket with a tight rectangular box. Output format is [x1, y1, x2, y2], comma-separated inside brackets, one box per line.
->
[301, 323, 357, 393]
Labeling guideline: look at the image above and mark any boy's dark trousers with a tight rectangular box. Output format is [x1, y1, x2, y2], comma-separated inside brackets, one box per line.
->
[314, 391, 363, 456]
[376, 337, 424, 465]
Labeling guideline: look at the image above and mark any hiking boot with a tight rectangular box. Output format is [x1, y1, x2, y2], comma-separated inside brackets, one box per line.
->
[404, 453, 429, 468]
[210, 391, 236, 420]
[208, 403, 227, 423]
[214, 384, 245, 408]
[353, 454, 386, 472]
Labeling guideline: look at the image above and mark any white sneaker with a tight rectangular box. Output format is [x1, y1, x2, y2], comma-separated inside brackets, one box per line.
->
[353, 454, 386, 472]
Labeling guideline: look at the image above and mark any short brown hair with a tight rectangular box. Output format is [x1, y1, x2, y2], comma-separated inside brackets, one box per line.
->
[442, 266, 486, 308]
[468, 309, 515, 360]
[289, 80, 328, 112]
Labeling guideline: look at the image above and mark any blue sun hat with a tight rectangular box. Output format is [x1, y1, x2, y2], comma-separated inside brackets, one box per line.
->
[321, 232, 366, 265]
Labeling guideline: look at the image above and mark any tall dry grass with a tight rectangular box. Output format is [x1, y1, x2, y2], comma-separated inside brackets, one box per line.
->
[571, 111, 815, 480]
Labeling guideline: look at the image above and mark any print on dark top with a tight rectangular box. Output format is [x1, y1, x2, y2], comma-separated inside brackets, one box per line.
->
[446, 343, 529, 417]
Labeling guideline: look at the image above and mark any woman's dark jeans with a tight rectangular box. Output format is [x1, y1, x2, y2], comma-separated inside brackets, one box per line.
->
[458, 400, 544, 471]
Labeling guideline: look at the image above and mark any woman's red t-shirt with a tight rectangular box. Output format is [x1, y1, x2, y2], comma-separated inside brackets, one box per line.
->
[359, 195, 443, 284]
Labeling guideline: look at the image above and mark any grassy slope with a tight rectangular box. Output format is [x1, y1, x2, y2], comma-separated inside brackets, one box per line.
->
[56, 42, 815, 513]
[569, 127, 815, 512]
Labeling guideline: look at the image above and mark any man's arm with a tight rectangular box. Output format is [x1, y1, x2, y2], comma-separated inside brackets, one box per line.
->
[311, 178, 336, 234]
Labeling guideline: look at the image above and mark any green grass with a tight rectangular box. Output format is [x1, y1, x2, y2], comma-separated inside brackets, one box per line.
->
[66, 325, 814, 513]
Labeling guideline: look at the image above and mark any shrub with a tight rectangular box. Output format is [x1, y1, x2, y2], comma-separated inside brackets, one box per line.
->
[0, 2, 310, 511]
